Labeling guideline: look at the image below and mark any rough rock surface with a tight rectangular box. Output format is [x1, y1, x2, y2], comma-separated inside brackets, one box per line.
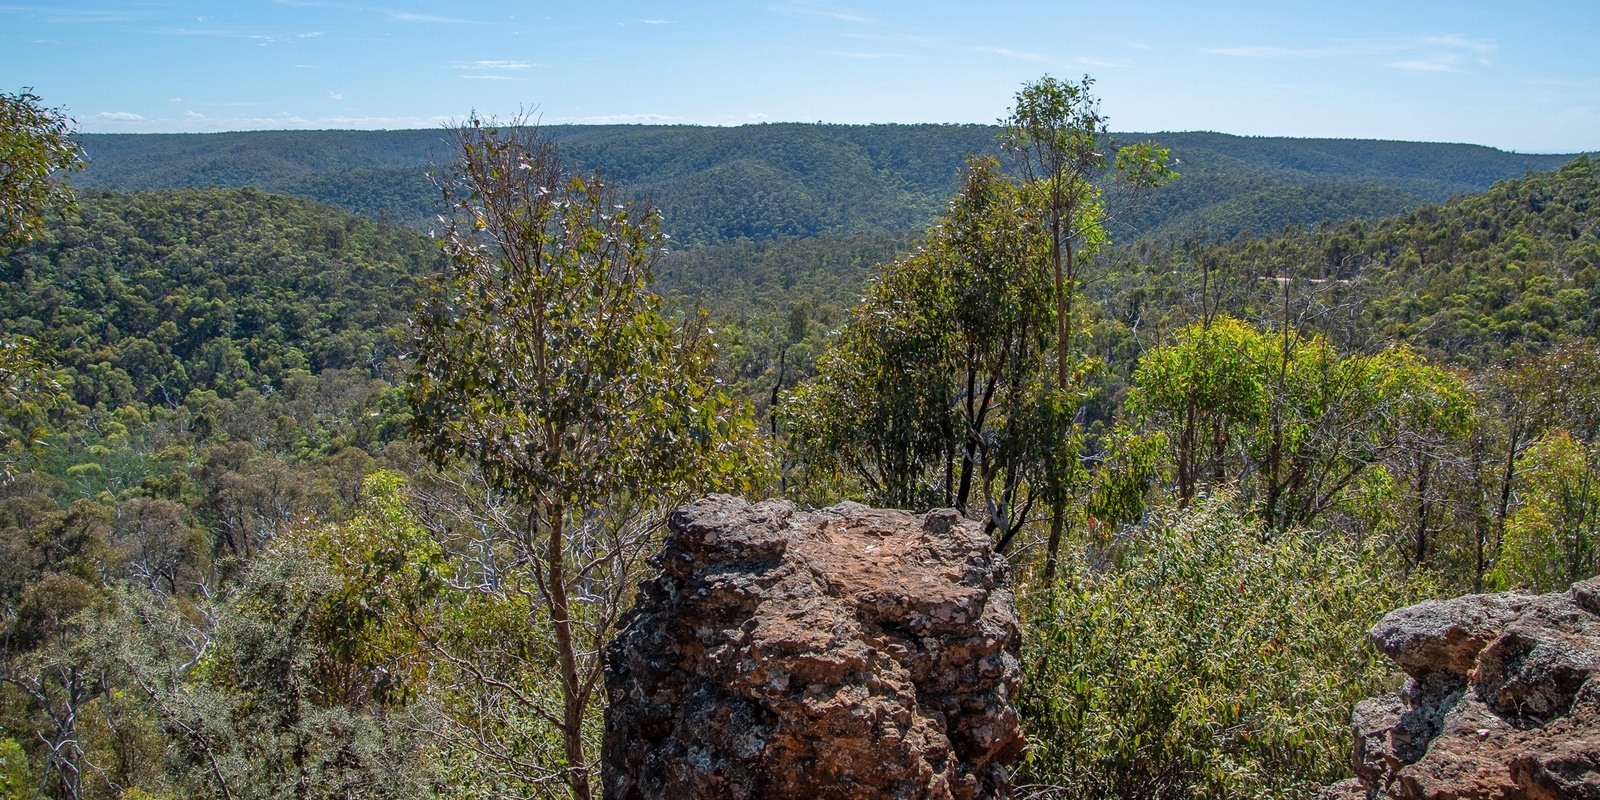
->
[602, 495, 1025, 800]
[1326, 578, 1600, 799]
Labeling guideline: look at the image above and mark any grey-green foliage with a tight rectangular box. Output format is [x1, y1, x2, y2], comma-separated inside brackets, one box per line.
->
[115, 546, 432, 800]
[1018, 499, 1427, 799]
[72, 126, 1592, 245]
[0, 89, 83, 251]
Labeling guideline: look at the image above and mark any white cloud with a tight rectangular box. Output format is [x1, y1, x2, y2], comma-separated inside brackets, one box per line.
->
[459, 75, 514, 80]
[95, 111, 145, 121]
[329, 90, 343, 100]
[1205, 34, 1498, 74]
[0, 5, 150, 23]
[975, 46, 1049, 63]
[640, 18, 669, 24]
[298, 31, 323, 38]
[450, 59, 536, 70]
[775, 5, 875, 24]
[1425, 34, 1495, 53]
[388, 10, 480, 24]
[820, 50, 906, 59]
[183, 110, 205, 118]
[1391, 55, 1459, 72]
[1204, 44, 1348, 58]
[562, 113, 681, 124]
[169, 97, 182, 103]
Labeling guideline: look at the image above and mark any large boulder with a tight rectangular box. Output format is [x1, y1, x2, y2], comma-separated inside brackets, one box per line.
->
[1330, 578, 1600, 799]
[602, 496, 1025, 800]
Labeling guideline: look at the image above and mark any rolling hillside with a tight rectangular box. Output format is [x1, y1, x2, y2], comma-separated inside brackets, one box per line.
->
[75, 126, 1592, 245]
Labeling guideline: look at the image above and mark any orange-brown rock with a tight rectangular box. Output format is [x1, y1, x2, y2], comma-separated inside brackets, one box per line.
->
[1330, 578, 1600, 799]
[602, 496, 1025, 799]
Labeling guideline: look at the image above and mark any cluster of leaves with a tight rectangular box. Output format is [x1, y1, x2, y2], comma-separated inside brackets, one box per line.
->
[1017, 499, 1428, 799]
[1, 89, 83, 250]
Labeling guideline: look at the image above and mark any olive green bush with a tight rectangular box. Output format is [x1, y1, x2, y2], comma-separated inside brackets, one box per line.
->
[1017, 499, 1427, 799]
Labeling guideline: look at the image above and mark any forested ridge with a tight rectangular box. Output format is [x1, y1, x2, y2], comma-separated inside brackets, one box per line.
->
[4, 92, 1600, 799]
[75, 125, 1594, 244]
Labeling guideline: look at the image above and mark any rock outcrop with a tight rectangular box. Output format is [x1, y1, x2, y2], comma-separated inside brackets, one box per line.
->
[1323, 578, 1600, 799]
[602, 496, 1025, 800]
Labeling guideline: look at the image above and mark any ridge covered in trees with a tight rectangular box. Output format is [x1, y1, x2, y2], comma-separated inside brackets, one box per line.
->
[74, 125, 1594, 244]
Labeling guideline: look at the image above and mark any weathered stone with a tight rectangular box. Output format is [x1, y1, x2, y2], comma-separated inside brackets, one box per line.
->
[603, 496, 1024, 800]
[1327, 579, 1600, 799]
[1368, 592, 1529, 681]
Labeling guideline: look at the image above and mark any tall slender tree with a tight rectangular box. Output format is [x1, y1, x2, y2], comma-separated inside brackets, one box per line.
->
[408, 115, 763, 799]
[1001, 75, 1173, 582]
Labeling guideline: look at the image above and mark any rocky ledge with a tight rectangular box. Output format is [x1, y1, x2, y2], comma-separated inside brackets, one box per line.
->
[1323, 578, 1600, 799]
[602, 496, 1025, 800]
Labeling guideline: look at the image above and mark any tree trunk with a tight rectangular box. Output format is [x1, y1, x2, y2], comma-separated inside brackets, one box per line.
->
[545, 507, 593, 800]
[1413, 454, 1432, 568]
[1042, 506, 1065, 586]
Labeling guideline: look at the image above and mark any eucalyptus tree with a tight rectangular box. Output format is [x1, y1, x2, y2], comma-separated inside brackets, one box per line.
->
[1126, 315, 1473, 537]
[1000, 75, 1173, 581]
[408, 116, 764, 799]
[786, 157, 1057, 548]
[0, 88, 82, 250]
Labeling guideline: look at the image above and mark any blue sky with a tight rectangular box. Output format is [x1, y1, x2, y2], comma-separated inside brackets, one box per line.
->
[3, 1, 1596, 152]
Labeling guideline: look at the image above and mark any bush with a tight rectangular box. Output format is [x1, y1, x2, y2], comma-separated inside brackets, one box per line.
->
[1017, 498, 1427, 799]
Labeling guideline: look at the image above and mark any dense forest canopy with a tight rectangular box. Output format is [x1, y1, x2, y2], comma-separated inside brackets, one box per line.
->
[3, 87, 1600, 798]
[75, 126, 1595, 244]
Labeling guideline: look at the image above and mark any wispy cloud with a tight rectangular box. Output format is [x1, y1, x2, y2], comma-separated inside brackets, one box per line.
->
[0, 4, 151, 23]
[271, 1, 485, 25]
[449, 60, 536, 70]
[165, 27, 289, 43]
[328, 90, 344, 100]
[297, 31, 322, 38]
[974, 46, 1049, 63]
[1203, 44, 1349, 58]
[80, 108, 456, 133]
[388, 11, 479, 24]
[773, 5, 876, 24]
[1424, 34, 1494, 53]
[95, 111, 145, 121]
[1391, 56, 1458, 72]
[459, 75, 514, 80]
[561, 113, 682, 124]
[640, 18, 670, 24]
[820, 50, 907, 59]
[1205, 34, 1497, 74]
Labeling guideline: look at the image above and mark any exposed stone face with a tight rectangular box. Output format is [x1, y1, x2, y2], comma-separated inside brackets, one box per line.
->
[602, 496, 1025, 800]
[1330, 578, 1600, 799]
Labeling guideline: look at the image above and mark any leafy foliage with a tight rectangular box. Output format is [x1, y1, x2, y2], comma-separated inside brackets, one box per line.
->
[408, 116, 768, 799]
[0, 89, 83, 251]
[1018, 500, 1427, 799]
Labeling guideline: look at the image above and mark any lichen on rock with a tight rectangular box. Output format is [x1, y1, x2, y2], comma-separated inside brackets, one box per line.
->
[1326, 577, 1600, 799]
[602, 495, 1025, 799]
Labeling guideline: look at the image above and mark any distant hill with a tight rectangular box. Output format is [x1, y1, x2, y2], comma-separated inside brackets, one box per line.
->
[74, 126, 1592, 245]
[1, 187, 439, 409]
